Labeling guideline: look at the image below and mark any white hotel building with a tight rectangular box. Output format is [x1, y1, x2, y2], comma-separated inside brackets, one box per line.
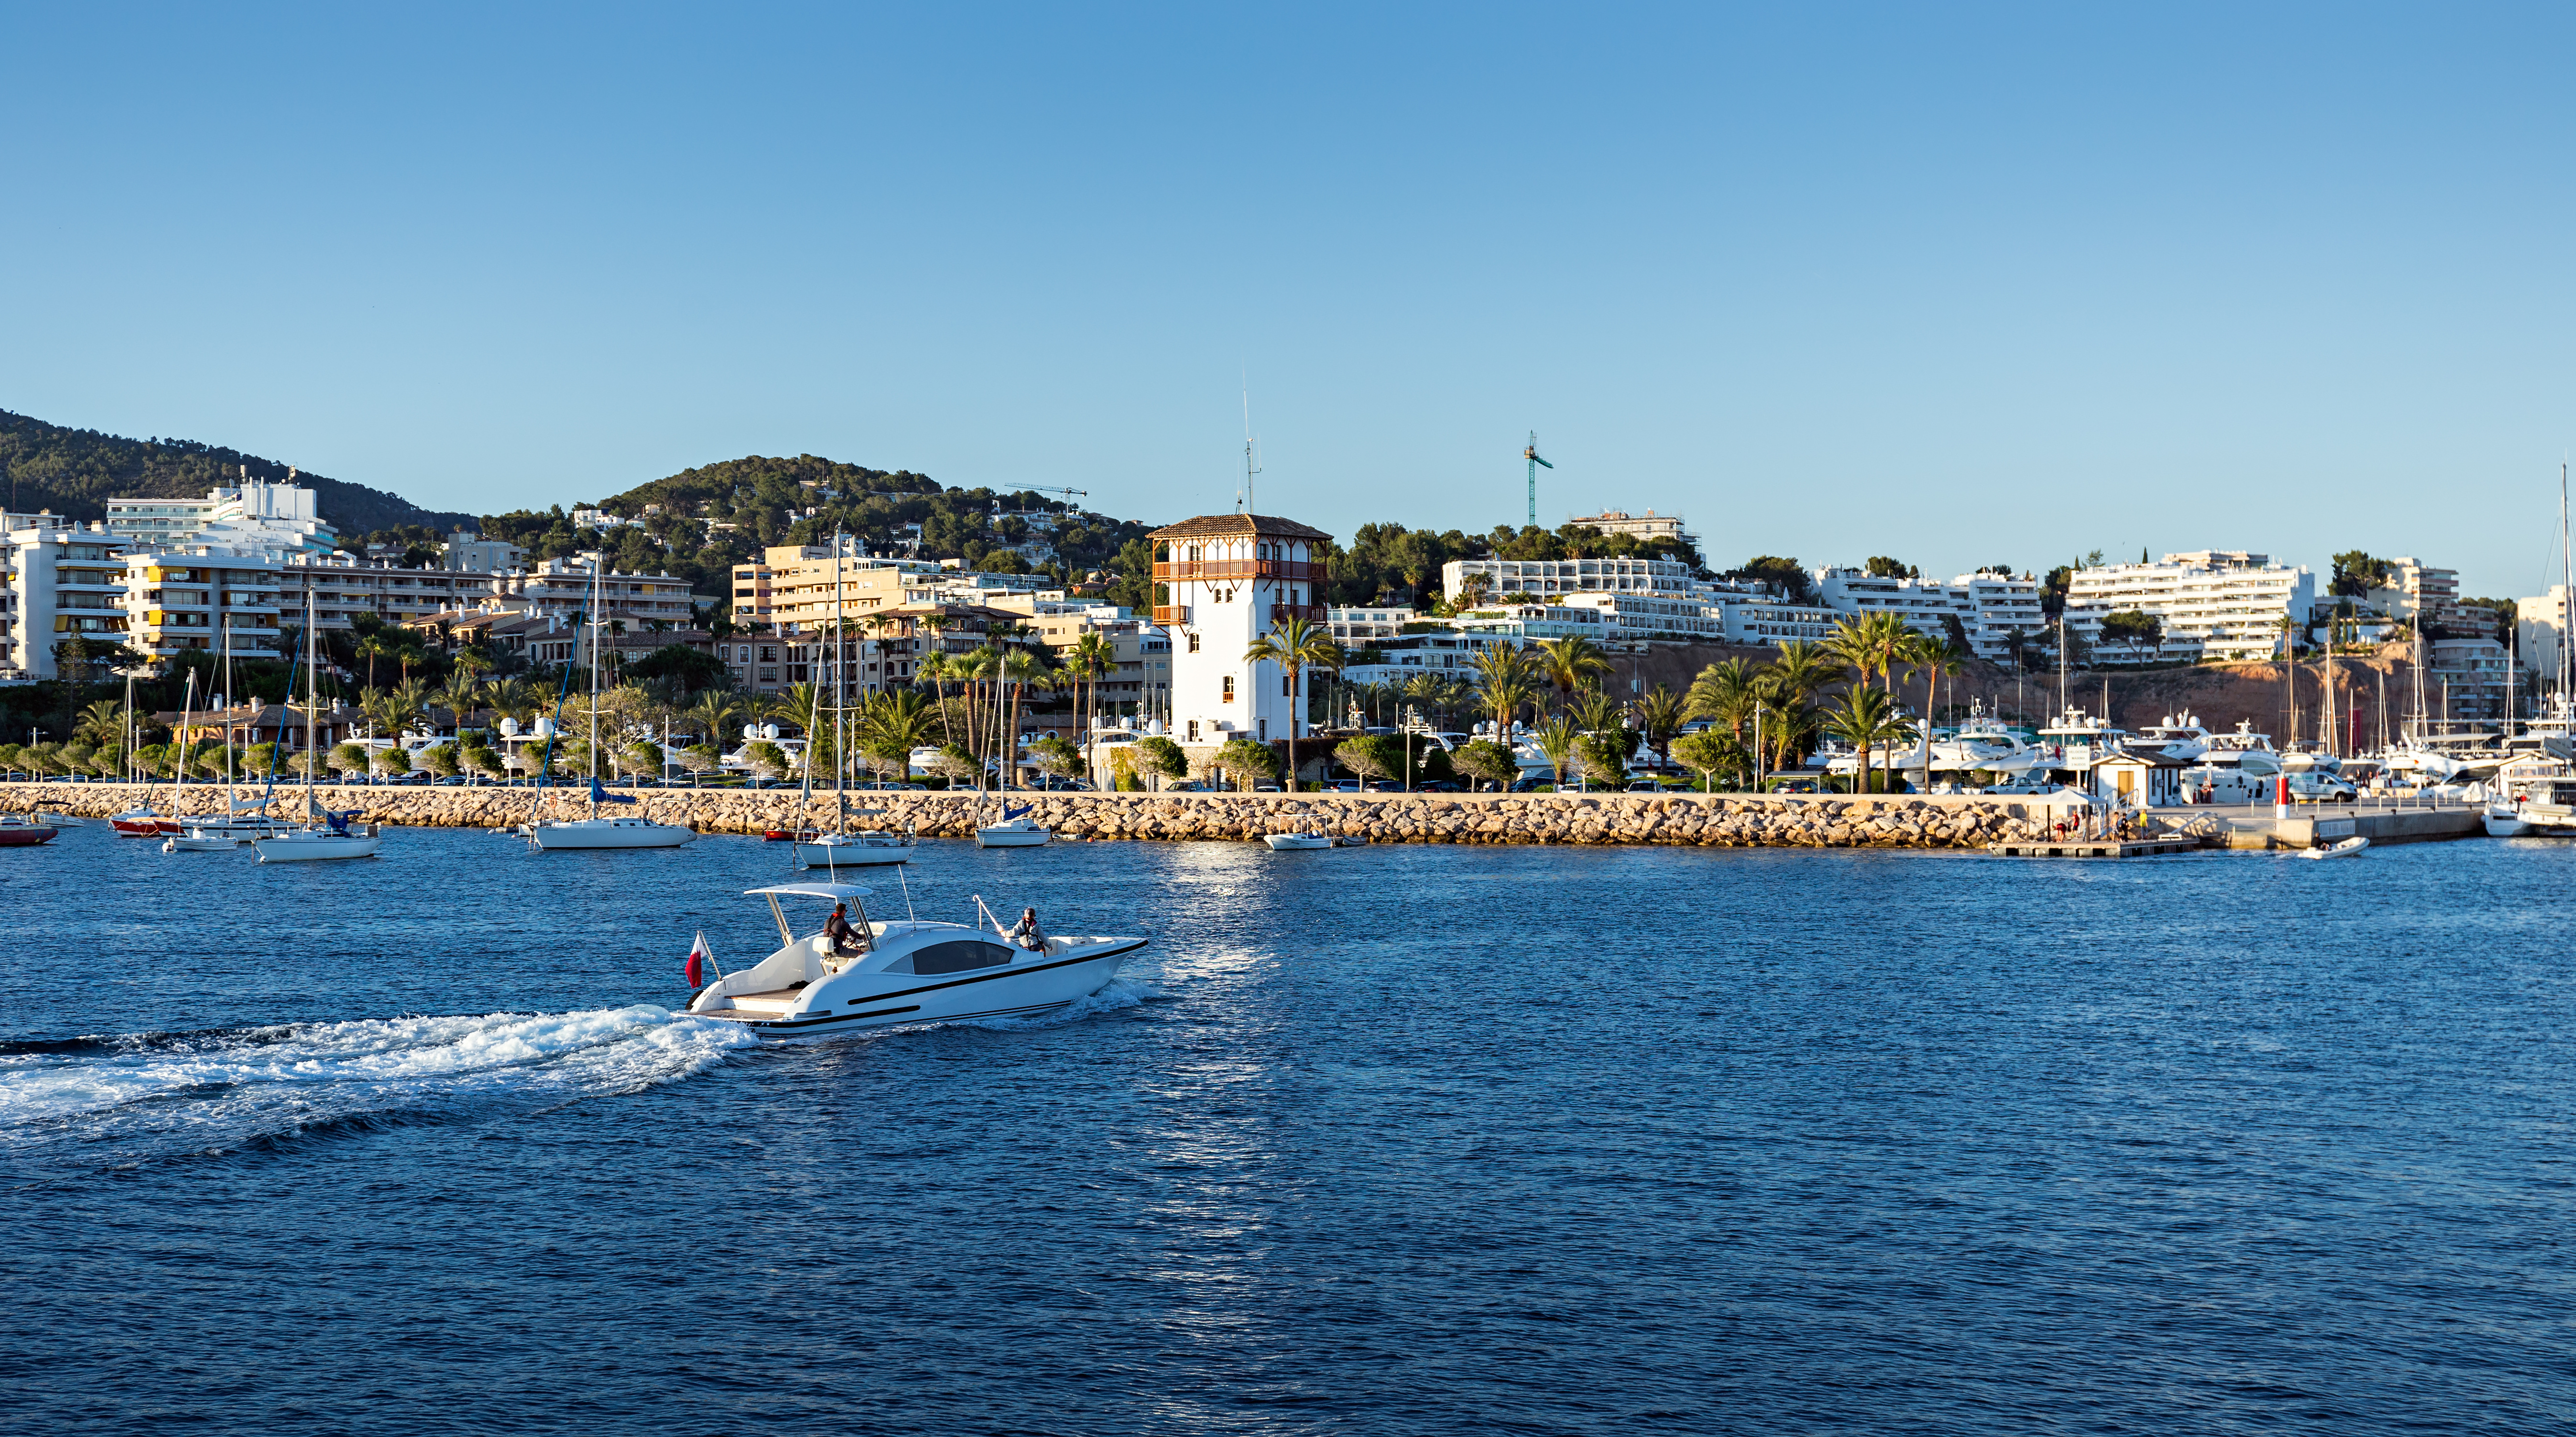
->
[1441, 555, 1699, 602]
[2062, 551, 2316, 663]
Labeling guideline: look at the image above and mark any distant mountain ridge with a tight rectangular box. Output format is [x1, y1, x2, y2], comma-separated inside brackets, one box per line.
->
[0, 408, 473, 537]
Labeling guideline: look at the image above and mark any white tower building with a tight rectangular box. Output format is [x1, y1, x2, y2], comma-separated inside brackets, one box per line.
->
[1149, 513, 1331, 749]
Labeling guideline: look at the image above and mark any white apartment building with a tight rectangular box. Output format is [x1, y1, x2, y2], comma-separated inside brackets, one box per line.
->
[1, 523, 130, 679]
[1558, 591, 1723, 642]
[1442, 555, 1698, 603]
[1328, 605, 1421, 647]
[1951, 571, 2046, 662]
[1709, 591, 1839, 647]
[1812, 568, 1975, 641]
[2062, 551, 2317, 663]
[441, 531, 526, 574]
[2366, 557, 2461, 635]
[106, 472, 337, 554]
[2516, 585, 2569, 690]
[1451, 603, 1610, 642]
[1565, 508, 1695, 546]
[1151, 513, 1329, 748]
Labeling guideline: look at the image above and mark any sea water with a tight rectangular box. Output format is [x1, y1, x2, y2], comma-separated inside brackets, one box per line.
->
[2, 823, 2571, 1434]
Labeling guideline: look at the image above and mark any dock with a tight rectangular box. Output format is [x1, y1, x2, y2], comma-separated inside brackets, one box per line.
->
[1989, 837, 2206, 859]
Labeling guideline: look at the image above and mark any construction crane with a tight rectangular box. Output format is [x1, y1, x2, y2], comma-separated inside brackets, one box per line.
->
[1523, 433, 1553, 530]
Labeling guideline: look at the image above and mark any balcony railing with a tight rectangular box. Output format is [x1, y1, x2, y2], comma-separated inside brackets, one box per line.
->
[1152, 605, 1191, 625]
[1268, 603, 1326, 625]
[1152, 559, 1317, 584]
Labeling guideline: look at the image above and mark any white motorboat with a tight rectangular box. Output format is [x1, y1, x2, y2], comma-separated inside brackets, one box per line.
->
[256, 583, 385, 864]
[1263, 831, 1335, 850]
[2485, 762, 2576, 837]
[683, 882, 1144, 1040]
[794, 827, 913, 868]
[2303, 836, 2370, 860]
[2483, 804, 2533, 837]
[164, 828, 251, 852]
[976, 802, 1052, 848]
[2129, 714, 2212, 762]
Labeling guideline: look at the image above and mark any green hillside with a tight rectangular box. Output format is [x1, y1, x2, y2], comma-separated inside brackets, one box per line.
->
[0, 409, 473, 537]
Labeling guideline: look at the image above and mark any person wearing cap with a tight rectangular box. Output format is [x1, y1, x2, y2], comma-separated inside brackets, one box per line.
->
[823, 902, 862, 955]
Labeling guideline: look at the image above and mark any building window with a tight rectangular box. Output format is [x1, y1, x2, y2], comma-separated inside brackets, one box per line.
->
[1187, 632, 1200, 653]
[1222, 676, 1235, 703]
[1282, 674, 1291, 697]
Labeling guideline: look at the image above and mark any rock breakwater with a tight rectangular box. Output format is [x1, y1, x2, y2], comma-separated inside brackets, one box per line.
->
[0, 783, 2097, 849]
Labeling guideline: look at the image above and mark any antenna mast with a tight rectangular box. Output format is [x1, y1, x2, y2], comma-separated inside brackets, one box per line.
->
[1241, 385, 1260, 515]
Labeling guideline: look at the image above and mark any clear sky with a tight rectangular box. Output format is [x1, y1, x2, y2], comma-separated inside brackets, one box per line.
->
[8, 4, 2576, 598]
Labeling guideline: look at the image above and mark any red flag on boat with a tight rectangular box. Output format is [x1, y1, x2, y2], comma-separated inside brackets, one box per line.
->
[685, 931, 709, 988]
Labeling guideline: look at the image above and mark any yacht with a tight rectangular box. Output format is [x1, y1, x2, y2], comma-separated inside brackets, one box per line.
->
[2128, 714, 2213, 762]
[2485, 759, 2576, 837]
[2034, 709, 2131, 792]
[0, 815, 60, 847]
[683, 882, 1144, 1039]
[1263, 831, 1336, 850]
[2201, 721, 2282, 774]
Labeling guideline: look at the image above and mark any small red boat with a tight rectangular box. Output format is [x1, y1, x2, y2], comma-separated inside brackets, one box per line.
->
[110, 808, 180, 838]
[761, 828, 822, 843]
[0, 816, 60, 846]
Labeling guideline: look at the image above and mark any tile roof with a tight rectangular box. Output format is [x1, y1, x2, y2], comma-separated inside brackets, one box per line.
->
[1147, 513, 1334, 542]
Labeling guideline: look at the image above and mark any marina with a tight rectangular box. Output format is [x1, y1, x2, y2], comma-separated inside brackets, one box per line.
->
[5, 819, 2572, 1433]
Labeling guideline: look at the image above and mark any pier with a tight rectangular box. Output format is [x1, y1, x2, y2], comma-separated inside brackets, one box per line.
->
[1989, 837, 2207, 859]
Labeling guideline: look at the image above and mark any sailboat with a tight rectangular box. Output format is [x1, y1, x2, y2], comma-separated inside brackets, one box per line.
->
[109, 666, 179, 837]
[791, 542, 914, 870]
[254, 580, 384, 862]
[166, 607, 280, 850]
[527, 554, 694, 851]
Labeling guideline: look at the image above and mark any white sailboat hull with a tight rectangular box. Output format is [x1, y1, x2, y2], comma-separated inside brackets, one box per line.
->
[255, 832, 384, 862]
[530, 817, 696, 849]
[794, 836, 912, 867]
[975, 825, 1051, 848]
[1264, 833, 1335, 850]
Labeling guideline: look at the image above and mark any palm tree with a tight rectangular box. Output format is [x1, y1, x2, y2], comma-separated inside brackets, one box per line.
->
[1764, 639, 1842, 706]
[1533, 635, 1612, 706]
[1472, 645, 1543, 748]
[682, 690, 740, 754]
[855, 688, 940, 783]
[1918, 635, 1969, 729]
[1244, 616, 1344, 791]
[1632, 684, 1686, 764]
[353, 632, 394, 689]
[1687, 659, 1759, 744]
[1066, 630, 1114, 780]
[1000, 649, 1054, 787]
[437, 671, 483, 732]
[1824, 686, 1910, 795]
[913, 650, 957, 743]
[1532, 714, 1582, 787]
[74, 699, 124, 748]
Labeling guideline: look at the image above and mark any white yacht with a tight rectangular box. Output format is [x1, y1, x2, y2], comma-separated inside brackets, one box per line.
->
[2128, 714, 2212, 762]
[2201, 721, 2283, 774]
[683, 882, 1144, 1039]
[2035, 709, 2131, 790]
[2485, 760, 2576, 837]
[1263, 832, 1336, 850]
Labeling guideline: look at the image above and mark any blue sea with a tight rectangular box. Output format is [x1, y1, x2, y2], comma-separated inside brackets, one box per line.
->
[2, 822, 2571, 1435]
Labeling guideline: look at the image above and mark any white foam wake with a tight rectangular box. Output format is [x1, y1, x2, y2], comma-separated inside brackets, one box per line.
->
[0, 1005, 757, 1148]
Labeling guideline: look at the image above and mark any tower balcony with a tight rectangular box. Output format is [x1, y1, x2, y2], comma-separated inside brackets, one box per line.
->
[1152, 558, 1317, 584]
[1268, 603, 1326, 625]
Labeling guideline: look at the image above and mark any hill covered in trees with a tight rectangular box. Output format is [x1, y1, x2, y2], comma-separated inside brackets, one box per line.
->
[477, 453, 1165, 611]
[0, 409, 473, 536]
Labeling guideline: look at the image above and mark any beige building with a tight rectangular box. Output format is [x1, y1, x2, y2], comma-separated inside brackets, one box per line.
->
[1565, 508, 1693, 545]
[2366, 557, 2461, 636]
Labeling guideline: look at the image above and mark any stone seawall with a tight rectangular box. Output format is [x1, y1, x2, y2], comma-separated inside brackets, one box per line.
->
[0, 782, 2099, 849]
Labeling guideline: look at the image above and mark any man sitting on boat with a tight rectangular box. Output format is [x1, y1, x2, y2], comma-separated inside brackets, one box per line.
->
[824, 902, 865, 956]
[1010, 907, 1048, 951]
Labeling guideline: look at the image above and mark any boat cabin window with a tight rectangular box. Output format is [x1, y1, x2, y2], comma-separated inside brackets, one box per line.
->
[896, 941, 1017, 976]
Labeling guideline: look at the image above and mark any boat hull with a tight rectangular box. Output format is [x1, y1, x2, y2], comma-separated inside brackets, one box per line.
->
[793, 844, 911, 868]
[0, 826, 59, 847]
[530, 820, 696, 850]
[254, 834, 383, 862]
[1264, 833, 1334, 850]
[111, 816, 179, 838]
[692, 941, 1142, 1043]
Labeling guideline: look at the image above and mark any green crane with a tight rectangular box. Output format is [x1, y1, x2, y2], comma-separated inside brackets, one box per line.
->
[1523, 432, 1553, 530]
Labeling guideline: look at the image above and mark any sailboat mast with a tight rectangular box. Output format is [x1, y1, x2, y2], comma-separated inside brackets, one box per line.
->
[588, 555, 601, 820]
[836, 530, 849, 826]
[2561, 461, 2572, 712]
[304, 580, 317, 807]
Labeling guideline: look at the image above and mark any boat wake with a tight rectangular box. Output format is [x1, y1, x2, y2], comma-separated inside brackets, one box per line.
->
[970, 974, 1167, 1030]
[0, 1005, 757, 1162]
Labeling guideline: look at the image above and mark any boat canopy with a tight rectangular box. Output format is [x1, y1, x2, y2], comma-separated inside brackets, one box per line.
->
[744, 882, 877, 901]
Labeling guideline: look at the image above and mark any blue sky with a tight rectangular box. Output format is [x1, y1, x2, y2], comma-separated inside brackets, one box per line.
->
[7, 4, 2576, 597]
